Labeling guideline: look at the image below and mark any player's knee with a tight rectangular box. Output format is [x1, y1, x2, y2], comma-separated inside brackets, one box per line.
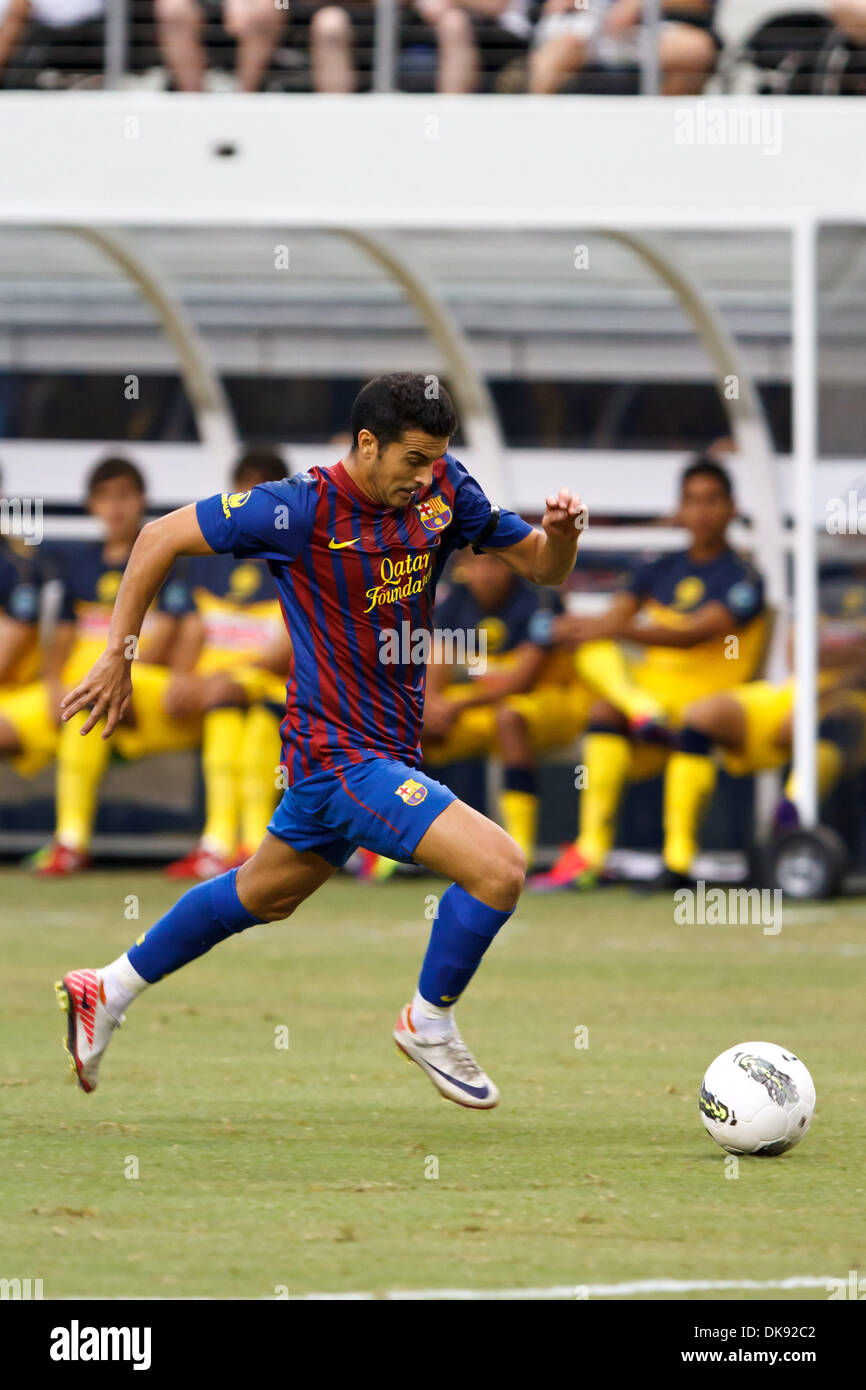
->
[495, 703, 524, 733]
[682, 697, 721, 737]
[435, 6, 472, 40]
[587, 698, 626, 732]
[484, 838, 527, 905]
[155, 0, 198, 24]
[230, 0, 281, 38]
[251, 888, 300, 922]
[312, 5, 352, 42]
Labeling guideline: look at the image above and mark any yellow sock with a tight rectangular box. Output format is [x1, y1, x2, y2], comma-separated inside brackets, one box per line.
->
[201, 707, 244, 857]
[663, 751, 718, 875]
[499, 788, 539, 865]
[55, 710, 112, 852]
[575, 641, 663, 724]
[576, 732, 632, 867]
[784, 739, 844, 805]
[239, 704, 282, 850]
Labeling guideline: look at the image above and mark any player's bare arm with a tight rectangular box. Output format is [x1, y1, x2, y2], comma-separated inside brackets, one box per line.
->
[60, 504, 214, 738]
[553, 591, 640, 645]
[440, 643, 547, 712]
[624, 599, 737, 648]
[498, 488, 587, 586]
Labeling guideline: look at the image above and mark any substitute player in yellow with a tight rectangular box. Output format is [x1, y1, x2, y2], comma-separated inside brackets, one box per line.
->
[34, 457, 198, 876]
[670, 568, 866, 847]
[0, 520, 47, 774]
[162, 448, 292, 879]
[530, 457, 767, 892]
[355, 547, 592, 878]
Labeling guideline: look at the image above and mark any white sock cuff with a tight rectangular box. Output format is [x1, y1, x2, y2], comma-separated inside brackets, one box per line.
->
[413, 989, 453, 1022]
[106, 952, 149, 997]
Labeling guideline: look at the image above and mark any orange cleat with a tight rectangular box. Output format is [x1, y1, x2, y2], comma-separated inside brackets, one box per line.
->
[32, 842, 91, 877]
[527, 844, 599, 893]
[165, 844, 232, 881]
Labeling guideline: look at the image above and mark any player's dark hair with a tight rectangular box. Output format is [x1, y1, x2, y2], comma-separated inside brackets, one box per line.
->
[681, 455, 734, 500]
[350, 373, 458, 450]
[232, 446, 287, 488]
[87, 455, 146, 497]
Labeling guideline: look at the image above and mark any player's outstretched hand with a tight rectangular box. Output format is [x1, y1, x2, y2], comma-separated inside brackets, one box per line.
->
[60, 651, 133, 738]
[542, 488, 588, 539]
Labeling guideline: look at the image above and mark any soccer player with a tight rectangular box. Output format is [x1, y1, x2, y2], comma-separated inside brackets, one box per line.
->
[354, 546, 588, 878]
[673, 572, 866, 840]
[35, 457, 198, 876]
[163, 448, 291, 879]
[423, 547, 589, 865]
[0, 519, 46, 775]
[54, 374, 584, 1110]
[530, 457, 766, 892]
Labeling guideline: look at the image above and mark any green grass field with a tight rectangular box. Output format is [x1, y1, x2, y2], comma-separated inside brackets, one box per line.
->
[2, 869, 864, 1300]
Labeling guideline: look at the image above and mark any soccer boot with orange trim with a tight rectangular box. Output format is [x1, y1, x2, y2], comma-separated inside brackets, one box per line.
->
[54, 968, 123, 1094]
[32, 842, 91, 877]
[165, 843, 233, 881]
[527, 843, 599, 892]
[393, 1003, 499, 1110]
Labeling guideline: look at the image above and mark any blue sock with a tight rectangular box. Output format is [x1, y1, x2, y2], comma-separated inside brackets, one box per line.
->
[418, 883, 513, 1008]
[127, 870, 264, 984]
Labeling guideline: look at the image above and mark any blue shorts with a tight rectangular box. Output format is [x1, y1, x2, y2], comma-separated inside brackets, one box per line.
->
[267, 756, 457, 868]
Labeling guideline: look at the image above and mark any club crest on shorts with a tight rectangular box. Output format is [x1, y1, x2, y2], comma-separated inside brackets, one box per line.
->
[396, 777, 428, 806]
[415, 494, 452, 533]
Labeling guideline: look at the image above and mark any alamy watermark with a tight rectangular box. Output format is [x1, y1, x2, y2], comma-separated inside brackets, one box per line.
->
[379, 621, 487, 672]
[674, 880, 782, 936]
[0, 497, 43, 545]
[674, 103, 783, 158]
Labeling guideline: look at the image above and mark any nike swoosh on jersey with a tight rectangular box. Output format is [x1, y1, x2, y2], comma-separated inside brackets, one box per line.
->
[328, 536, 360, 550]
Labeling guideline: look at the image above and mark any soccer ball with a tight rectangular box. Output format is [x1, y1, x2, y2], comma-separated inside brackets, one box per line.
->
[699, 1042, 816, 1156]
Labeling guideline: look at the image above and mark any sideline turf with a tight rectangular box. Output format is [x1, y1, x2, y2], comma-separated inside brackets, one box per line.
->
[1, 871, 863, 1299]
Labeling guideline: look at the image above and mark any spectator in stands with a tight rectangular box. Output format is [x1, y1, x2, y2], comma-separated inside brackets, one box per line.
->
[310, 0, 531, 94]
[529, 0, 719, 96]
[155, 0, 286, 91]
[0, 0, 104, 87]
[830, 0, 866, 45]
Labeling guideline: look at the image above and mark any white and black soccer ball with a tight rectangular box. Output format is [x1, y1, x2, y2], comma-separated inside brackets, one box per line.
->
[699, 1042, 816, 1156]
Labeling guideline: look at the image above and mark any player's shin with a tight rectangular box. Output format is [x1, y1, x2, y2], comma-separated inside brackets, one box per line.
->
[663, 728, 718, 876]
[201, 706, 245, 858]
[55, 709, 112, 852]
[239, 704, 281, 851]
[784, 712, 860, 807]
[101, 868, 264, 1017]
[575, 727, 632, 867]
[413, 882, 512, 1037]
[499, 767, 539, 866]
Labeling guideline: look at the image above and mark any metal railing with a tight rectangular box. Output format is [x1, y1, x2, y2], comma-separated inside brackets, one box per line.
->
[1, 0, 859, 96]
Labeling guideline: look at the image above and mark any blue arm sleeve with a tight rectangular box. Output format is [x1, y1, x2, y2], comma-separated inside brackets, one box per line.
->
[447, 456, 533, 552]
[196, 477, 317, 562]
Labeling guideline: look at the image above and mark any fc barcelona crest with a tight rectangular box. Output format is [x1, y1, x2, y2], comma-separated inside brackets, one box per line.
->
[415, 495, 452, 533]
[396, 777, 428, 806]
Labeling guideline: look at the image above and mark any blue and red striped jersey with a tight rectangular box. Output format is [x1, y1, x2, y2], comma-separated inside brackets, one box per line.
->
[196, 454, 532, 782]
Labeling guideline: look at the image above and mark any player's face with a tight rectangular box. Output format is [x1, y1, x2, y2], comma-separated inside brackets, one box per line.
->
[363, 428, 451, 509]
[679, 474, 734, 548]
[462, 551, 513, 608]
[88, 478, 146, 542]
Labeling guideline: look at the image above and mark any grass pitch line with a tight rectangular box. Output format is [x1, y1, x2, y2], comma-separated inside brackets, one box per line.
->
[294, 1276, 834, 1301]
